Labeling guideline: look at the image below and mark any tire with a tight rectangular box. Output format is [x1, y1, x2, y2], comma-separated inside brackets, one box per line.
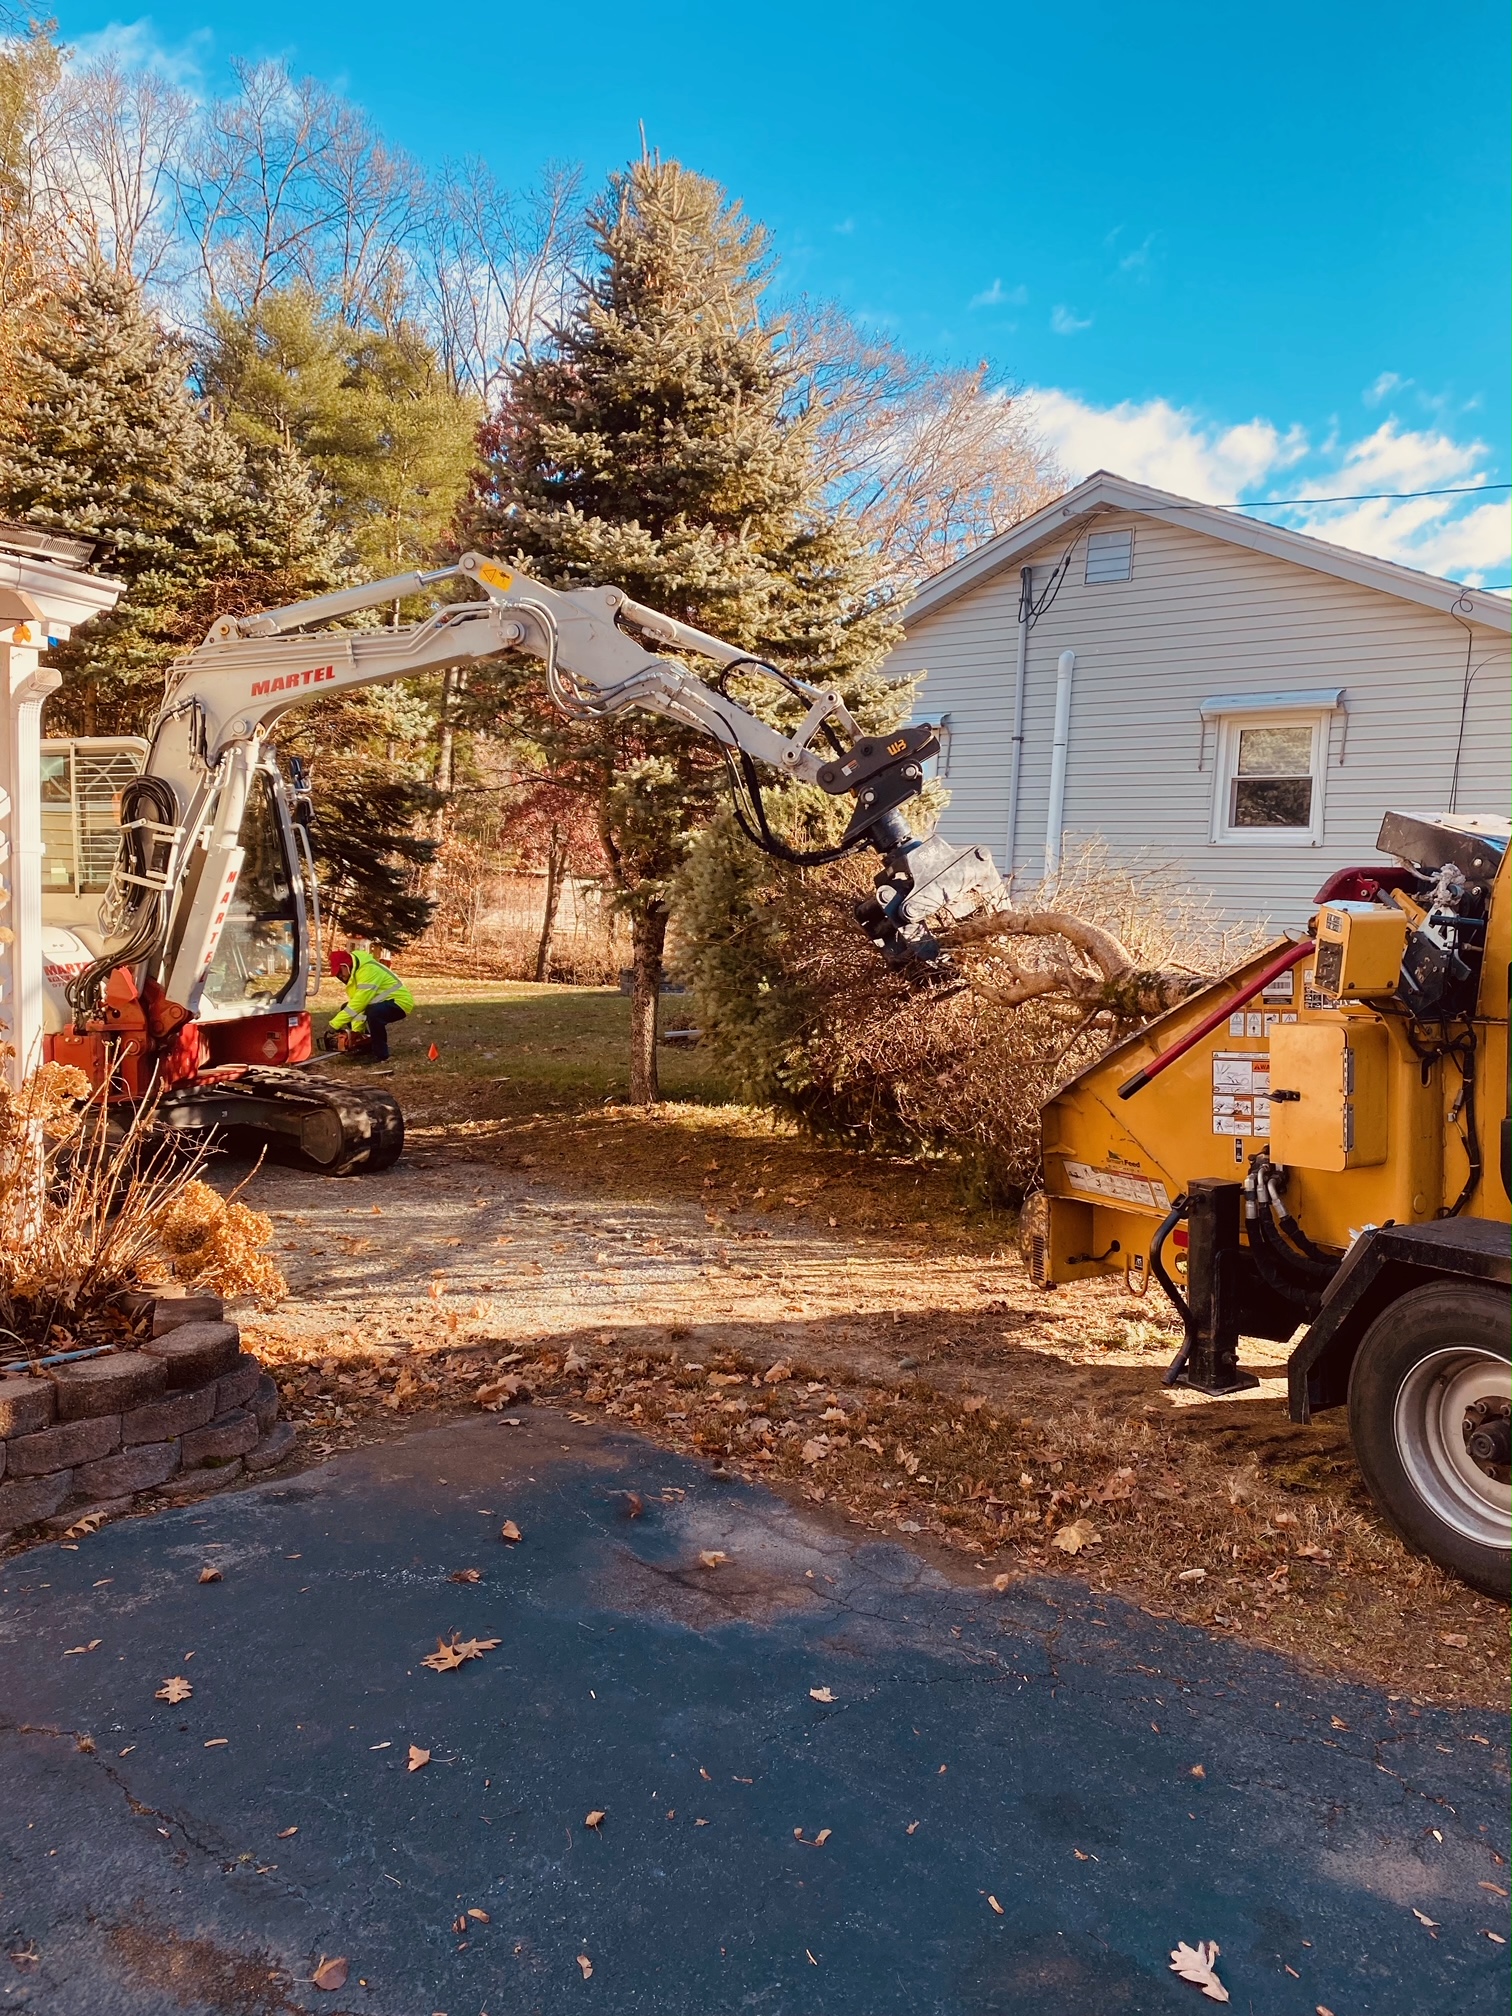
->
[1348, 1281, 1510, 1599]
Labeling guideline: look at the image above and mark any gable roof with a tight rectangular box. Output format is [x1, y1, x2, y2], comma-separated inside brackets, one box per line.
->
[901, 470, 1512, 635]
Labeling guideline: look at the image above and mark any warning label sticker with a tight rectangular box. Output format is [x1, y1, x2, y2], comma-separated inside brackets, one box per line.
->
[1060, 1161, 1172, 1213]
[1212, 1050, 1271, 1137]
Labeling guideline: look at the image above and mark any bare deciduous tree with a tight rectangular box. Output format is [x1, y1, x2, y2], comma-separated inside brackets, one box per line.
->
[415, 157, 585, 402]
[792, 304, 1063, 593]
[29, 57, 191, 286]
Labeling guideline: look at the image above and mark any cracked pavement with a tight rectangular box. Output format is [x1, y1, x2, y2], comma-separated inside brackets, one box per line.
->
[0, 1410, 1506, 2014]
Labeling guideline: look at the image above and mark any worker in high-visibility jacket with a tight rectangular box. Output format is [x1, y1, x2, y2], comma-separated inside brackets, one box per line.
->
[325, 947, 415, 1062]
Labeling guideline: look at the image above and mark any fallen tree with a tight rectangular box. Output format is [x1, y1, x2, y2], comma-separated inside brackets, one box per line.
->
[674, 820, 1264, 1198]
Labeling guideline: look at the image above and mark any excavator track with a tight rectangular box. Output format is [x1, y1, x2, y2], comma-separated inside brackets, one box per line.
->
[157, 1067, 405, 1177]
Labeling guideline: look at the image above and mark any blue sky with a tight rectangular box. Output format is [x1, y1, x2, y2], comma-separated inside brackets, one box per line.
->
[62, 0, 1512, 585]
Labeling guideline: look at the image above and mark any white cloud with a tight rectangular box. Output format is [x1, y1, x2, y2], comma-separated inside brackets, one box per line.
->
[72, 18, 213, 88]
[833, 218, 856, 236]
[1031, 389, 1302, 501]
[1118, 233, 1156, 274]
[970, 278, 1027, 310]
[1026, 387, 1510, 586]
[1050, 304, 1092, 335]
[1364, 370, 1407, 406]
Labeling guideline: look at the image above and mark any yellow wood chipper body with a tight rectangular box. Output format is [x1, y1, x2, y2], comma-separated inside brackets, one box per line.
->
[1034, 811, 1510, 1596]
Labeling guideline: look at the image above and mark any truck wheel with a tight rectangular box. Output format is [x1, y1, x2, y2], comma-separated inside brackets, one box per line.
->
[1348, 1282, 1510, 1598]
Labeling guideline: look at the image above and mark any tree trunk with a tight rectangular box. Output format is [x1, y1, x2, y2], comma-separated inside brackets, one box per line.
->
[424, 667, 461, 907]
[628, 903, 668, 1106]
[533, 822, 566, 984]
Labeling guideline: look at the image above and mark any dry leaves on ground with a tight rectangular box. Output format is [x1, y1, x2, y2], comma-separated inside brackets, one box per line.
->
[1050, 1520, 1100, 1555]
[311, 1955, 349, 1992]
[809, 1687, 836, 1704]
[407, 1745, 431, 1771]
[449, 1567, 482, 1584]
[698, 1550, 727, 1568]
[155, 1676, 192, 1703]
[499, 1521, 522, 1544]
[62, 1640, 101, 1656]
[577, 1954, 593, 1979]
[585, 1810, 605, 1829]
[197, 1566, 222, 1584]
[421, 1632, 502, 1673]
[1169, 1940, 1228, 2002]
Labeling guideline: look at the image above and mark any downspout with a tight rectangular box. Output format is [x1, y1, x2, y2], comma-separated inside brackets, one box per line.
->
[1044, 649, 1076, 878]
[1003, 566, 1031, 887]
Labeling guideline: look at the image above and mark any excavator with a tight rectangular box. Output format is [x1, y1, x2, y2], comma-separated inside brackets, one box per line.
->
[1030, 810, 1510, 1596]
[37, 551, 1002, 1175]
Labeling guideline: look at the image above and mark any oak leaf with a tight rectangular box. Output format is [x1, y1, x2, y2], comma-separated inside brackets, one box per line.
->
[421, 1632, 502, 1672]
[1168, 1939, 1228, 2002]
[155, 1676, 192, 1703]
[311, 1954, 349, 1992]
[407, 1745, 431, 1771]
[1050, 1520, 1100, 1555]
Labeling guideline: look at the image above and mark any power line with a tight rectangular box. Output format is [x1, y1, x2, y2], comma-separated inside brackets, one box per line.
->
[1218, 481, 1512, 509]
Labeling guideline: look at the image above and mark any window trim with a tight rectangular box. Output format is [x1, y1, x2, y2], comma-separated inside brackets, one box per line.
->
[1209, 708, 1329, 846]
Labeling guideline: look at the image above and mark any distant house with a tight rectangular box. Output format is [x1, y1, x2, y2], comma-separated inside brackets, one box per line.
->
[887, 472, 1511, 922]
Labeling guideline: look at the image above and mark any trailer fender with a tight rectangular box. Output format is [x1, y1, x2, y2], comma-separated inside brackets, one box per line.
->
[1288, 1219, 1511, 1421]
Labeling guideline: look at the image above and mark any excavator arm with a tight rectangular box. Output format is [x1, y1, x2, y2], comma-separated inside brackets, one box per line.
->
[76, 555, 1003, 1026]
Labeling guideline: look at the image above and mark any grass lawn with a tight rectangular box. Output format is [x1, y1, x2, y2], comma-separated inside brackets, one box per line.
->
[312, 974, 730, 1113]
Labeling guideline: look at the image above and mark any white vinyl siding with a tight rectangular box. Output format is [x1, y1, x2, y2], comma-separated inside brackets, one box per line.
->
[888, 511, 1512, 926]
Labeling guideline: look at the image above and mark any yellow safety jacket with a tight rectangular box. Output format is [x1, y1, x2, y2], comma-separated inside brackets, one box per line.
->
[329, 953, 415, 1034]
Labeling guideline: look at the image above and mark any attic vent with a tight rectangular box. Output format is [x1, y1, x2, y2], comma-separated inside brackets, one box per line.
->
[1085, 528, 1133, 583]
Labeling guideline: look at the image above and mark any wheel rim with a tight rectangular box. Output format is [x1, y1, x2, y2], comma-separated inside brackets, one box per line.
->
[1393, 1348, 1512, 1551]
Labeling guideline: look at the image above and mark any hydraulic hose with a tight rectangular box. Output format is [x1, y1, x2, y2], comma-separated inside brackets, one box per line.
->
[66, 775, 179, 1029]
[1147, 1194, 1195, 1386]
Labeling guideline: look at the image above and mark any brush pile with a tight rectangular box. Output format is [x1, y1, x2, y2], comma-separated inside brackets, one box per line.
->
[676, 827, 1269, 1196]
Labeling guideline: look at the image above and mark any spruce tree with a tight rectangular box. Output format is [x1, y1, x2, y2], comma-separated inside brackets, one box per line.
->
[466, 155, 903, 1100]
[0, 261, 341, 732]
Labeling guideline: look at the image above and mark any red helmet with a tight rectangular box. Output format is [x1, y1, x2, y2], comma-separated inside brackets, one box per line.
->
[329, 948, 354, 980]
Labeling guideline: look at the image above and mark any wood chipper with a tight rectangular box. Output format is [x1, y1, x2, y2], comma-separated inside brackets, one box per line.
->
[1030, 810, 1510, 1595]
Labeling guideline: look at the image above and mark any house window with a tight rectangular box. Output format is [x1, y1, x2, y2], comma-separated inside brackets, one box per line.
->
[1085, 529, 1133, 583]
[1211, 712, 1327, 844]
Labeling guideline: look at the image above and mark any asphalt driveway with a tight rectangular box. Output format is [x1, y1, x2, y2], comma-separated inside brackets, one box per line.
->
[0, 1410, 1506, 2015]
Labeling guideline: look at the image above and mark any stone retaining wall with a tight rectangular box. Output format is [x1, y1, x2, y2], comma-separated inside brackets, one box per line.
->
[0, 1297, 295, 1544]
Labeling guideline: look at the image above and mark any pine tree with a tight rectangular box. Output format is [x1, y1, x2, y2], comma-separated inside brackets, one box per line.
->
[466, 155, 904, 1100]
[0, 261, 341, 732]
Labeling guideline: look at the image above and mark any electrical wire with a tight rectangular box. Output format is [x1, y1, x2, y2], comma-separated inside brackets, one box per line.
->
[1197, 481, 1512, 509]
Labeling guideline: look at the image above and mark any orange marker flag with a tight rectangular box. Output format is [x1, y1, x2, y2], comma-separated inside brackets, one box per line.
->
[427, 1042, 440, 1061]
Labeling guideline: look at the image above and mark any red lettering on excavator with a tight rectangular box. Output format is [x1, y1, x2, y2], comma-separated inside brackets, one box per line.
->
[249, 664, 333, 701]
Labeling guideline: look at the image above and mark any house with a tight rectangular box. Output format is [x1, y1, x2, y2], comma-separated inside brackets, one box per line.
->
[888, 471, 1511, 922]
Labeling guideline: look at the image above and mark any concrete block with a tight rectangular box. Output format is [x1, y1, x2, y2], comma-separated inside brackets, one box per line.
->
[152, 1294, 226, 1335]
[44, 1496, 131, 1534]
[142, 1322, 241, 1389]
[0, 1469, 73, 1529]
[244, 1421, 296, 1472]
[121, 1384, 216, 1446]
[251, 1374, 279, 1433]
[181, 1408, 258, 1467]
[74, 1440, 180, 1498]
[216, 1355, 261, 1414]
[0, 1375, 55, 1438]
[6, 1414, 120, 1476]
[158, 1458, 243, 1501]
[52, 1352, 166, 1421]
